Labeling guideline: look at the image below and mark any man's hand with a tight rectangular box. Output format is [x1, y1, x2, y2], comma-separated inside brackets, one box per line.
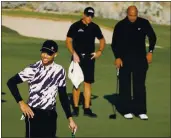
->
[91, 51, 102, 60]
[68, 117, 78, 134]
[146, 52, 153, 64]
[73, 51, 80, 63]
[115, 58, 123, 68]
[19, 101, 34, 118]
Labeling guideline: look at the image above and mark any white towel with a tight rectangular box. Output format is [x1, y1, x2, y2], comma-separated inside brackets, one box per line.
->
[68, 61, 84, 89]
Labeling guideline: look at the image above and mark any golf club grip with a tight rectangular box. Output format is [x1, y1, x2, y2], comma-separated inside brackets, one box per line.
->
[71, 133, 75, 138]
[116, 68, 119, 94]
[116, 68, 119, 76]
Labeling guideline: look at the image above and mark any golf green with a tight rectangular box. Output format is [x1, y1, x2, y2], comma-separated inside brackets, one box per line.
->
[1, 23, 170, 137]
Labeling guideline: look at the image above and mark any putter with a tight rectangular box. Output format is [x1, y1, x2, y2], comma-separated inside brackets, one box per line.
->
[109, 68, 119, 119]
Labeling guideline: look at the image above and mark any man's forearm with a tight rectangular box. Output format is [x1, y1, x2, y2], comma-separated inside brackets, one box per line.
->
[146, 21, 157, 53]
[111, 40, 121, 59]
[148, 36, 156, 53]
[7, 74, 23, 103]
[58, 86, 72, 119]
[66, 38, 74, 54]
[67, 42, 74, 54]
[98, 38, 105, 52]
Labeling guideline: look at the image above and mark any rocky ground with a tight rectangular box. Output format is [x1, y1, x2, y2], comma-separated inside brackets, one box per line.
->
[2, 2, 170, 25]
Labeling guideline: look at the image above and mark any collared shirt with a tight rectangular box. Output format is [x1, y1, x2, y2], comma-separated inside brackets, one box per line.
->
[18, 60, 66, 110]
[67, 19, 104, 54]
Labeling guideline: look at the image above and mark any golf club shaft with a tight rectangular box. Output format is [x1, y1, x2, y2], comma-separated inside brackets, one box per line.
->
[113, 68, 119, 114]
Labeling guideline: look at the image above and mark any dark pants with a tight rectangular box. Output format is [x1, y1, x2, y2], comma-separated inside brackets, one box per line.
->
[72, 53, 95, 84]
[25, 107, 57, 138]
[118, 57, 148, 115]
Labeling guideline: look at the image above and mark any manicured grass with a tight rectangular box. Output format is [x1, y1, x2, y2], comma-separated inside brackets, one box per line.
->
[1, 25, 170, 137]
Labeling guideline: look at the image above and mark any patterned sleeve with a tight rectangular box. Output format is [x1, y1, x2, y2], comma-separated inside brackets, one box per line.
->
[58, 68, 66, 87]
[18, 66, 35, 82]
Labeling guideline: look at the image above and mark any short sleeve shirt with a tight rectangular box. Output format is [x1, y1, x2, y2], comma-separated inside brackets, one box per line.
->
[18, 60, 66, 110]
[67, 19, 104, 54]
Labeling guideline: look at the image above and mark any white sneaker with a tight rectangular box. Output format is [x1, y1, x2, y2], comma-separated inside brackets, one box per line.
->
[124, 113, 133, 119]
[139, 114, 148, 120]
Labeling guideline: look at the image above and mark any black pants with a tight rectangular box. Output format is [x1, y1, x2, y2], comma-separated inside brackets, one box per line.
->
[118, 57, 148, 115]
[25, 108, 57, 138]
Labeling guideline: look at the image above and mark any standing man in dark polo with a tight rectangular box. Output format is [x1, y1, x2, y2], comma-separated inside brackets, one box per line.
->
[111, 6, 156, 120]
[66, 7, 105, 118]
[7, 40, 77, 137]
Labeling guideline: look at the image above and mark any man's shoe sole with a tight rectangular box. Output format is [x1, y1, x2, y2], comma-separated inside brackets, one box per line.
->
[71, 112, 79, 117]
[83, 114, 97, 118]
[124, 117, 133, 119]
[139, 118, 148, 120]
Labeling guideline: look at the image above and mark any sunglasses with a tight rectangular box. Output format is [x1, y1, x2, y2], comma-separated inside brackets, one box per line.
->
[85, 14, 94, 18]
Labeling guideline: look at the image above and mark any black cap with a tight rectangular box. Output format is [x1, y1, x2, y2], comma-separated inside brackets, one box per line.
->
[84, 7, 95, 18]
[40, 40, 58, 56]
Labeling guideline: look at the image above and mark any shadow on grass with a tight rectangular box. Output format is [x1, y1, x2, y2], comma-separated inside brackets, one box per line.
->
[68, 92, 98, 110]
[2, 92, 6, 95]
[1, 100, 7, 103]
[1, 92, 7, 103]
[104, 93, 126, 117]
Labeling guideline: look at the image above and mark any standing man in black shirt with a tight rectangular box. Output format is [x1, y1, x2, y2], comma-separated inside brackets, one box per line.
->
[7, 40, 77, 137]
[111, 6, 156, 120]
[66, 7, 105, 118]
